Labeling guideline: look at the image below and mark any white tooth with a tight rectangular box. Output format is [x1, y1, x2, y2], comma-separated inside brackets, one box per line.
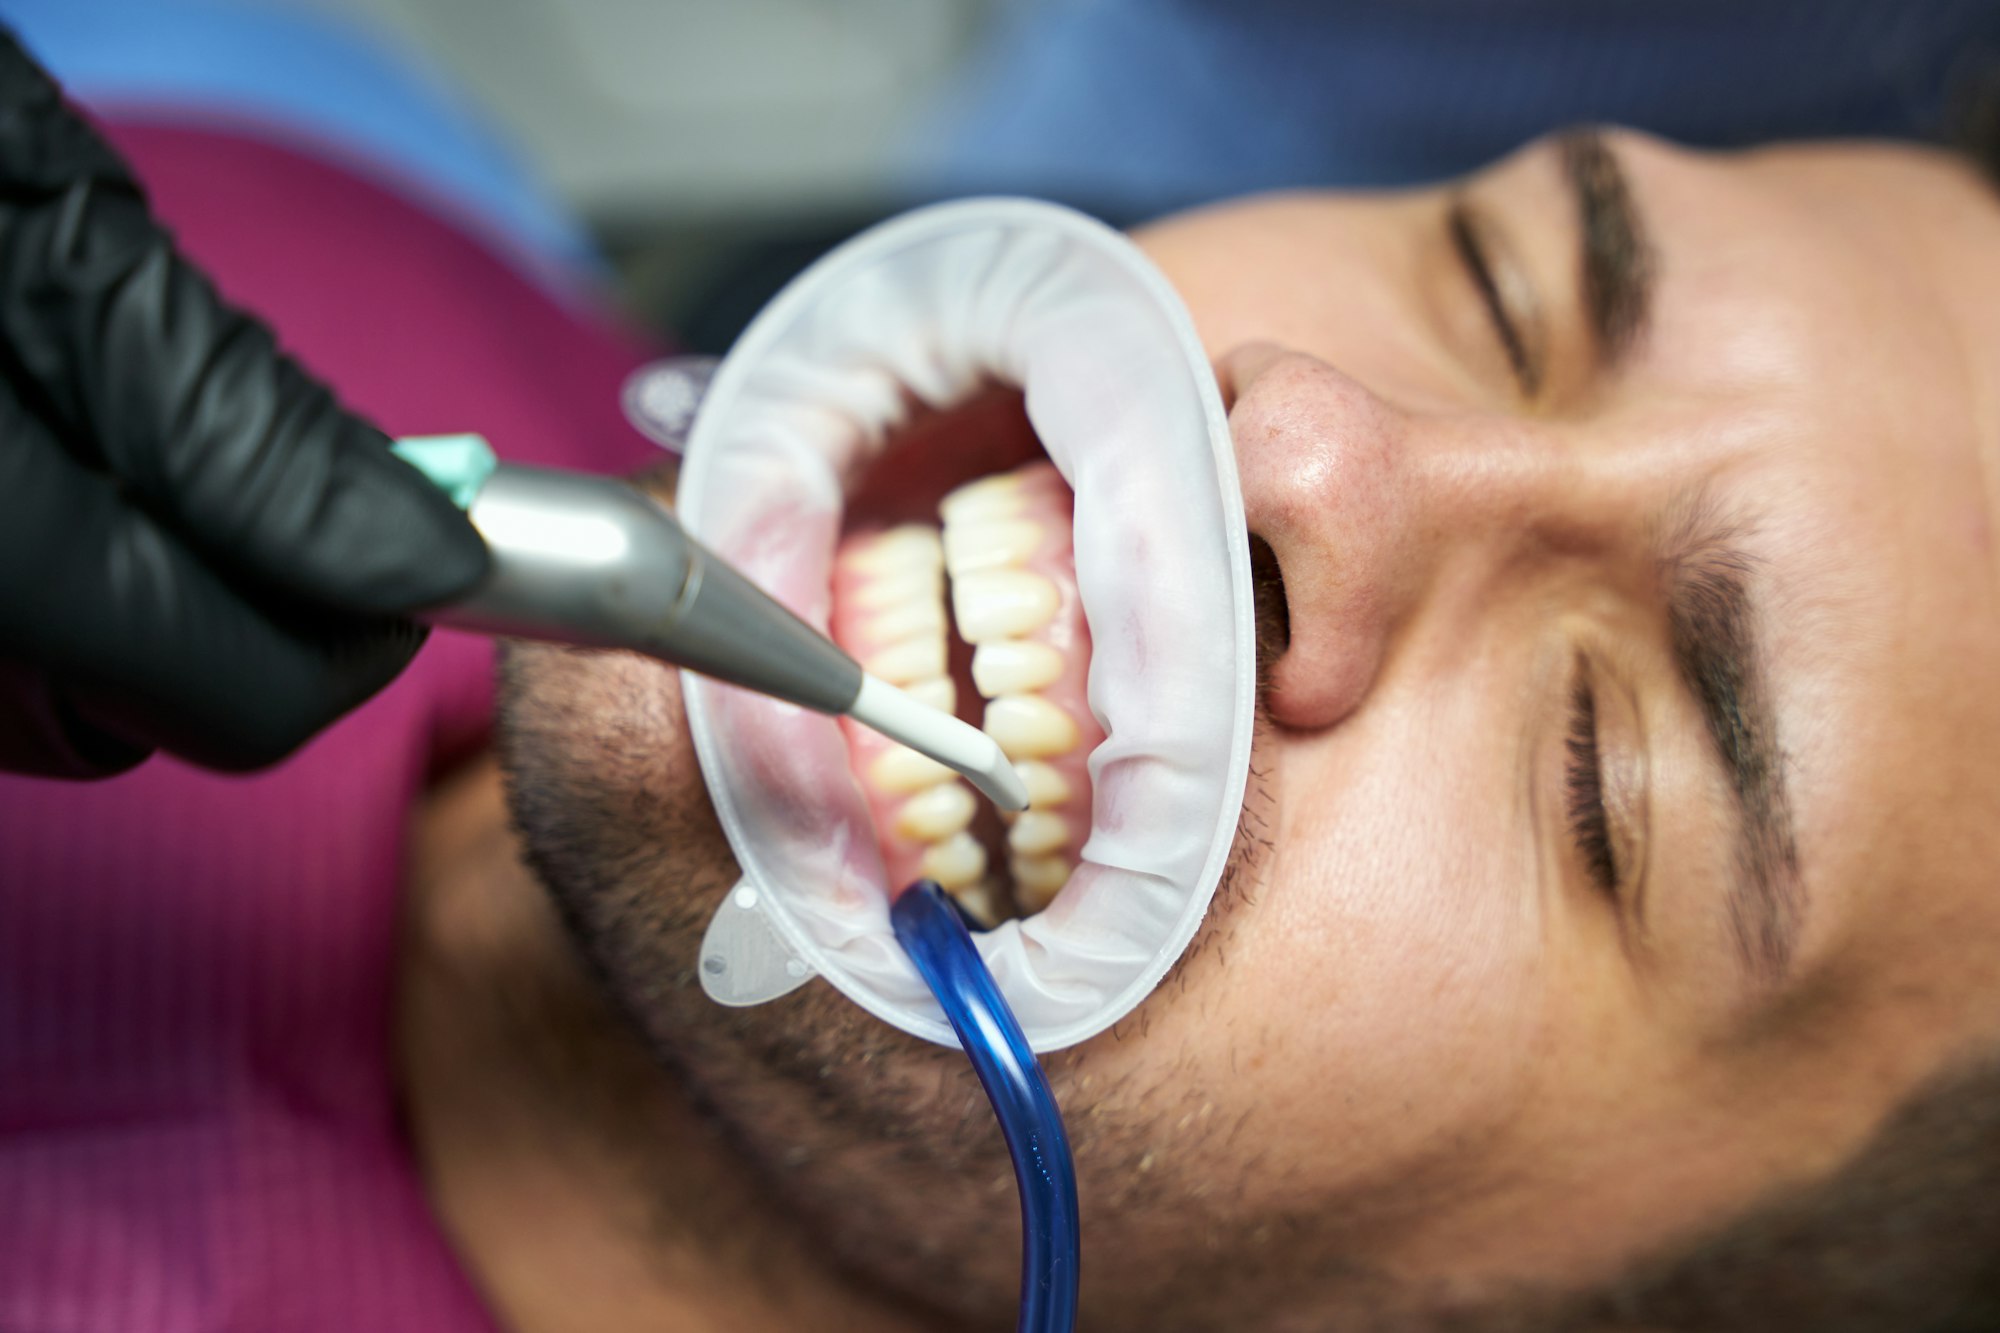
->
[971, 640, 1064, 696]
[864, 637, 946, 684]
[940, 474, 1024, 524]
[852, 571, 941, 612]
[1015, 760, 1072, 809]
[844, 525, 943, 576]
[943, 518, 1041, 576]
[982, 694, 1079, 759]
[951, 570, 1059, 643]
[1011, 854, 1071, 912]
[902, 677, 957, 714]
[864, 599, 946, 642]
[921, 830, 988, 891]
[895, 781, 976, 842]
[869, 745, 956, 794]
[949, 879, 1007, 928]
[1006, 810, 1069, 856]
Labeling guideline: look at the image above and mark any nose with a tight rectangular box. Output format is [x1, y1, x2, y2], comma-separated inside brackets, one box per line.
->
[1225, 342, 1540, 730]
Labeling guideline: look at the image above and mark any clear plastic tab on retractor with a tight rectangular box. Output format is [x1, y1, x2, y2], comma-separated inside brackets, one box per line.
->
[700, 880, 816, 1008]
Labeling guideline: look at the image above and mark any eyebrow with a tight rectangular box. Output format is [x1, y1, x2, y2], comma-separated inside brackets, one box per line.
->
[1655, 492, 1804, 978]
[1559, 129, 1656, 368]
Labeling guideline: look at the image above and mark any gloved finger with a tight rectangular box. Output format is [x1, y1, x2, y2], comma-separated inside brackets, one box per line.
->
[0, 655, 151, 779]
[0, 394, 424, 770]
[0, 32, 489, 616]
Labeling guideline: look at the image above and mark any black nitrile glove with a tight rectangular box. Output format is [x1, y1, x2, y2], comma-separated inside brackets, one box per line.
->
[0, 32, 491, 778]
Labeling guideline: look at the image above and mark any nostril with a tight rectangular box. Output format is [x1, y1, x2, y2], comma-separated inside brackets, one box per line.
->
[1248, 533, 1289, 696]
[1229, 346, 1415, 731]
[1216, 341, 1288, 414]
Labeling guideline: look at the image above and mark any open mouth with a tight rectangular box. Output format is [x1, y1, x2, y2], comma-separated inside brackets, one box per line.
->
[673, 198, 1255, 1049]
[829, 390, 1101, 925]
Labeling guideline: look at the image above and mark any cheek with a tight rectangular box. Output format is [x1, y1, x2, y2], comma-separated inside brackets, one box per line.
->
[497, 640, 741, 952]
[1198, 700, 1549, 1196]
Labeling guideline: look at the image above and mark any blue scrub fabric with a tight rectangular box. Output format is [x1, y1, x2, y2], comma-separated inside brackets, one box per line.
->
[0, 0, 601, 297]
[906, 0, 2000, 220]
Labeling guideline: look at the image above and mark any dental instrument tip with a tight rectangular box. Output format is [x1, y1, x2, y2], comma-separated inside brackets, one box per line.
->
[848, 673, 1030, 812]
[960, 742, 1032, 814]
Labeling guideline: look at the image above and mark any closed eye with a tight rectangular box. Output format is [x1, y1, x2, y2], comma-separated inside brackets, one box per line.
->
[1564, 668, 1620, 895]
[1448, 197, 1542, 398]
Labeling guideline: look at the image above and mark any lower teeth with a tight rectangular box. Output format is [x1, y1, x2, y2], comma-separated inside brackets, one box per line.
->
[830, 461, 1099, 922]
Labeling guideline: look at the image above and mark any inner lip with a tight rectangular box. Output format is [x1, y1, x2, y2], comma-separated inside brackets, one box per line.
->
[828, 385, 1099, 924]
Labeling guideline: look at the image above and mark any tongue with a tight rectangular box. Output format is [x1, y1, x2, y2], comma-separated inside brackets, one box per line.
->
[830, 461, 1103, 923]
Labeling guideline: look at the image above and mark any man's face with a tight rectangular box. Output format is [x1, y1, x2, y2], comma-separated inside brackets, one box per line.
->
[499, 130, 2000, 1327]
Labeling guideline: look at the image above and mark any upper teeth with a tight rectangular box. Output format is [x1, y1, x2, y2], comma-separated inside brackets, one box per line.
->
[895, 780, 977, 842]
[981, 693, 1078, 759]
[902, 677, 956, 714]
[944, 517, 1041, 574]
[853, 570, 940, 612]
[862, 636, 946, 684]
[951, 568, 1059, 642]
[1006, 810, 1070, 856]
[869, 744, 956, 793]
[1013, 759, 1071, 808]
[938, 474, 1026, 523]
[938, 466, 1090, 914]
[971, 640, 1064, 695]
[863, 599, 946, 642]
[845, 525, 949, 574]
[920, 829, 988, 890]
[833, 464, 1092, 920]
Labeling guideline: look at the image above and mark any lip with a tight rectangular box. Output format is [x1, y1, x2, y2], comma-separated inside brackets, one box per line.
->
[675, 200, 1258, 1052]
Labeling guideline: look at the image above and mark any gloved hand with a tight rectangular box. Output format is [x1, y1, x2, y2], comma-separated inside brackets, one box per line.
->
[0, 32, 491, 779]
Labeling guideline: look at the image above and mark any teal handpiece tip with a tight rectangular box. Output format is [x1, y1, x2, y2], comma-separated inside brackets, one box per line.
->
[392, 433, 498, 510]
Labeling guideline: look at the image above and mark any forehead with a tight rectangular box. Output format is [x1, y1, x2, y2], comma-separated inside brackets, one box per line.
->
[1620, 136, 2000, 404]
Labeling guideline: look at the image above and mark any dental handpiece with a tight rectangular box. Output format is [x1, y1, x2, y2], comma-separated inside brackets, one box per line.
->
[392, 435, 1028, 813]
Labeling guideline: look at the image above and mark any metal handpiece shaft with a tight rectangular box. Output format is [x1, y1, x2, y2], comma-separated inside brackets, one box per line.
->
[393, 438, 1027, 812]
[435, 464, 865, 716]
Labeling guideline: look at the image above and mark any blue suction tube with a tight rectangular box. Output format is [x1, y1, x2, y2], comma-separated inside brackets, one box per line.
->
[891, 880, 1081, 1333]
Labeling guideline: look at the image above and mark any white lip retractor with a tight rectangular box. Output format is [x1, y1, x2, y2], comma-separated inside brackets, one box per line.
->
[678, 199, 1257, 1053]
